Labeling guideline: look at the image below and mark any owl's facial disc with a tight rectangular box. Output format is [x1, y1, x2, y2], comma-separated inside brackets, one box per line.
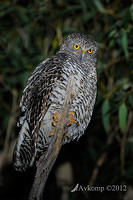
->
[59, 33, 98, 63]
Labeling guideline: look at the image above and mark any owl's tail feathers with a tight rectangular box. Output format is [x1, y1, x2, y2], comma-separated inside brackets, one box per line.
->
[13, 120, 35, 171]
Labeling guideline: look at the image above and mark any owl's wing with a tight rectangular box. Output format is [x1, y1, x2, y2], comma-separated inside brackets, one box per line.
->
[13, 53, 67, 171]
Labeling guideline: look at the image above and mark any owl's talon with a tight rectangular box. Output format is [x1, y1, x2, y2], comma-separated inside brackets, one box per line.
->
[67, 122, 72, 127]
[52, 121, 56, 127]
[52, 113, 58, 127]
[50, 113, 59, 137]
[49, 130, 55, 136]
[66, 111, 76, 128]
[68, 116, 76, 124]
[66, 133, 70, 137]
[53, 113, 58, 122]
[68, 111, 75, 116]
[50, 112, 75, 136]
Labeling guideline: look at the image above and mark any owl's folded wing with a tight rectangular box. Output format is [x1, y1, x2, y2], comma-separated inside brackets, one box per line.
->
[13, 53, 67, 171]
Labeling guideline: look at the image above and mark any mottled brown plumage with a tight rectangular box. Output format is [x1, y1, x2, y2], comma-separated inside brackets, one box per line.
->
[13, 33, 98, 171]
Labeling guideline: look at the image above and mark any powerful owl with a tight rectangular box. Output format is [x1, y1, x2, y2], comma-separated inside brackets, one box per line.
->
[13, 33, 98, 172]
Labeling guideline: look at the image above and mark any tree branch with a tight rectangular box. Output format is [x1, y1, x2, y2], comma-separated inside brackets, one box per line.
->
[28, 74, 76, 200]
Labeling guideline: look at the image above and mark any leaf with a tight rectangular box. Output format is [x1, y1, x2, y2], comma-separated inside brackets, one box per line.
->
[121, 29, 129, 59]
[94, 0, 104, 12]
[102, 99, 110, 133]
[109, 39, 115, 48]
[128, 136, 133, 143]
[130, 3, 133, 21]
[118, 103, 128, 132]
[128, 94, 133, 108]
[108, 29, 116, 38]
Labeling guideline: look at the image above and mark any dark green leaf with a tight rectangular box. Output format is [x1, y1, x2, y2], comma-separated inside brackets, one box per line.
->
[130, 3, 133, 21]
[102, 99, 110, 133]
[118, 103, 128, 132]
[121, 29, 129, 59]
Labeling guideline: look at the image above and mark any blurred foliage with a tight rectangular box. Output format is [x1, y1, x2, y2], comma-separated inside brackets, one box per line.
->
[0, 0, 133, 200]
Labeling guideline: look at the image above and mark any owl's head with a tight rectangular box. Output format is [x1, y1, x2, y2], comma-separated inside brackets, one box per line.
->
[59, 33, 98, 64]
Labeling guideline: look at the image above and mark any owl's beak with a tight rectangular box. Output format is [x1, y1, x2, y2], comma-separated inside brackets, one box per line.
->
[81, 50, 86, 60]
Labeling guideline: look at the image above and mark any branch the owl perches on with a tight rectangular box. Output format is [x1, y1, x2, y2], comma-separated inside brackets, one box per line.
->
[28, 74, 76, 200]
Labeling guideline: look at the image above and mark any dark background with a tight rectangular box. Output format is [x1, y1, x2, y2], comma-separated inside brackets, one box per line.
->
[0, 0, 133, 199]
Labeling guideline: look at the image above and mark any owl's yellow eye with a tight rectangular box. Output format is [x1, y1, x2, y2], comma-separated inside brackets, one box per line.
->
[88, 49, 93, 54]
[74, 44, 79, 49]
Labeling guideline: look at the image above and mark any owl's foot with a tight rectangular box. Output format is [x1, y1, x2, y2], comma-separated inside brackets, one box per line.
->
[66, 111, 76, 138]
[49, 111, 76, 137]
[52, 113, 58, 122]
[49, 129, 55, 136]
[49, 113, 58, 136]
[67, 111, 76, 126]
[66, 133, 70, 137]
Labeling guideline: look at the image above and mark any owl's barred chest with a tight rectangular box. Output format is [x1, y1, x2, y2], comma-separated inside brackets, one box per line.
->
[49, 61, 90, 108]
[45, 60, 97, 142]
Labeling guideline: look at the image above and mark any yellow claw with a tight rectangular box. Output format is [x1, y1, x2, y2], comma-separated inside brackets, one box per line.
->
[68, 116, 76, 124]
[49, 130, 55, 136]
[66, 133, 70, 137]
[68, 111, 75, 116]
[53, 113, 58, 122]
[67, 111, 76, 127]
[67, 122, 72, 126]
[52, 121, 56, 127]
[50, 113, 59, 137]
